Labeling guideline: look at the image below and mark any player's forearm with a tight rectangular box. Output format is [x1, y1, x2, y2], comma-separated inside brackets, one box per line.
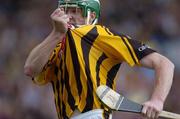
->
[150, 57, 174, 103]
[24, 31, 64, 77]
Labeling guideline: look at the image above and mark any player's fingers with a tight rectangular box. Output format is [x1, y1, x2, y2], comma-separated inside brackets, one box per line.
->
[147, 107, 159, 119]
[154, 109, 161, 119]
[53, 15, 69, 23]
[60, 14, 69, 19]
[151, 108, 157, 119]
[51, 8, 61, 17]
[154, 111, 159, 119]
[58, 10, 65, 17]
[51, 14, 68, 23]
[146, 107, 153, 119]
[59, 7, 65, 11]
[51, 8, 65, 18]
[142, 105, 148, 116]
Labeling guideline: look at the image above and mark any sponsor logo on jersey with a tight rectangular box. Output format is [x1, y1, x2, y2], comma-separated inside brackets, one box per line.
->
[138, 44, 150, 51]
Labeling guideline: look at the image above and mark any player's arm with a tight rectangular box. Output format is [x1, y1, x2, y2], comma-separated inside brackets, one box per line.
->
[140, 52, 174, 119]
[24, 8, 69, 78]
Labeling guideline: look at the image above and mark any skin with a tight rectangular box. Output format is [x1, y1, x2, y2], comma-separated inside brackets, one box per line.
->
[24, 8, 95, 77]
[24, 7, 174, 119]
[140, 53, 174, 119]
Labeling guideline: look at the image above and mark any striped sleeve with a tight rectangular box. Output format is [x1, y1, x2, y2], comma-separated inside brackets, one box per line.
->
[119, 35, 156, 66]
[33, 43, 61, 85]
[96, 25, 156, 66]
[125, 37, 156, 61]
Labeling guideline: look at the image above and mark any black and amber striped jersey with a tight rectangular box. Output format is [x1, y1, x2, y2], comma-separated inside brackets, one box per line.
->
[33, 25, 155, 119]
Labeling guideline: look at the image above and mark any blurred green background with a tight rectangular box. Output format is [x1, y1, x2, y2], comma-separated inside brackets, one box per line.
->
[0, 0, 180, 119]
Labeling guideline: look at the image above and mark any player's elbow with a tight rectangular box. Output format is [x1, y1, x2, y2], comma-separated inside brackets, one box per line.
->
[155, 54, 175, 71]
[167, 59, 175, 70]
[24, 64, 34, 78]
[161, 56, 174, 70]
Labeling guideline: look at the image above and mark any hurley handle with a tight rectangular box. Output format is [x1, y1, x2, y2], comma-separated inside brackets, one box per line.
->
[159, 111, 180, 119]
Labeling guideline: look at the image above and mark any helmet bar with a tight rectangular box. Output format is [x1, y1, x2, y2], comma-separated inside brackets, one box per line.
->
[58, 4, 80, 15]
[58, 0, 100, 25]
[58, 1, 86, 17]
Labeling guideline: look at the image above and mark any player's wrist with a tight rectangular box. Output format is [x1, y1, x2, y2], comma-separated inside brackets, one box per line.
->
[51, 28, 66, 36]
[150, 95, 165, 104]
[49, 30, 65, 43]
[149, 97, 164, 111]
[52, 25, 68, 34]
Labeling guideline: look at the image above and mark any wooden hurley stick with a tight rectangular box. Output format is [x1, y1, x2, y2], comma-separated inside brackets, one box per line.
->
[96, 85, 180, 119]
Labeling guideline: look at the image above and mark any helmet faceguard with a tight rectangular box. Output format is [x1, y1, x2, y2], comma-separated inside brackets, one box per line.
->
[58, 0, 100, 25]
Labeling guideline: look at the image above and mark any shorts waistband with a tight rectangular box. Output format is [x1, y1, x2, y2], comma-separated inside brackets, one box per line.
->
[71, 109, 112, 119]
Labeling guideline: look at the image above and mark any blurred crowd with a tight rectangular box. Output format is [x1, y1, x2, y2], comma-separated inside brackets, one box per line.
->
[0, 0, 180, 119]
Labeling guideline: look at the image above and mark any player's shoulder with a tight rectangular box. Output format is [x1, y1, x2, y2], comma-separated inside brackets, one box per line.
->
[72, 24, 131, 39]
[95, 25, 132, 38]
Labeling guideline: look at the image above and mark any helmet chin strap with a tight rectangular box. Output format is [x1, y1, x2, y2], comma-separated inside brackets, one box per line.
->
[92, 18, 98, 25]
[86, 9, 91, 25]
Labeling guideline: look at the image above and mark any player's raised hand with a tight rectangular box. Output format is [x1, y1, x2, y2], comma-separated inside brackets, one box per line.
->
[142, 99, 164, 119]
[51, 8, 70, 33]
